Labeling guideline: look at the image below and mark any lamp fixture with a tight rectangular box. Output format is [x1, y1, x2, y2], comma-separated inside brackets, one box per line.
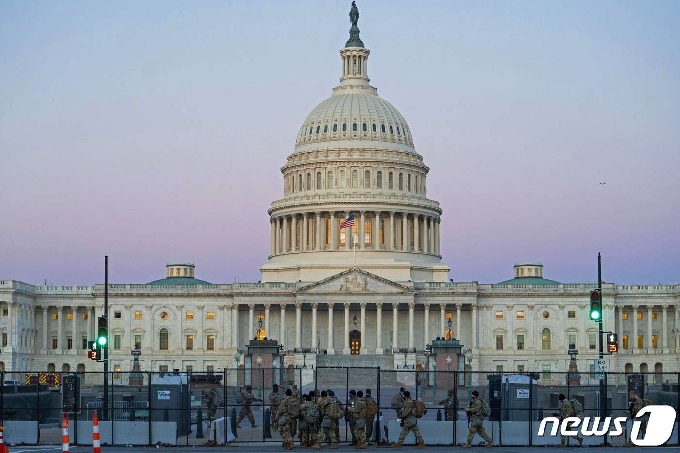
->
[353, 314, 358, 327]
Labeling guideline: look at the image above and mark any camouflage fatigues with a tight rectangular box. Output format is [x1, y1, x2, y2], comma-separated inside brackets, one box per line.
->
[236, 390, 261, 427]
[630, 396, 650, 438]
[316, 397, 339, 446]
[347, 394, 358, 444]
[466, 398, 492, 445]
[364, 395, 377, 442]
[397, 398, 424, 445]
[269, 390, 283, 428]
[276, 395, 298, 446]
[350, 397, 367, 446]
[205, 388, 218, 419]
[300, 400, 319, 446]
[439, 394, 459, 421]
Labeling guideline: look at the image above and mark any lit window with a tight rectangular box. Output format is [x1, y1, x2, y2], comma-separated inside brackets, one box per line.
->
[622, 313, 629, 320]
[495, 335, 504, 350]
[542, 328, 551, 350]
[206, 335, 215, 351]
[160, 312, 168, 319]
[516, 311, 525, 319]
[567, 311, 576, 319]
[67, 313, 73, 321]
[206, 311, 215, 320]
[637, 312, 643, 320]
[637, 335, 644, 349]
[365, 220, 372, 245]
[652, 335, 658, 349]
[186, 311, 194, 320]
[135, 311, 142, 319]
[652, 312, 658, 320]
[82, 313, 88, 320]
[622, 335, 629, 350]
[516, 334, 524, 350]
[186, 335, 193, 350]
[52, 313, 58, 320]
[495, 311, 504, 319]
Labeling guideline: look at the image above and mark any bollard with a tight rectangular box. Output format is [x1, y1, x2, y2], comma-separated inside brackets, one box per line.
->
[231, 407, 238, 438]
[437, 409, 442, 421]
[62, 413, 70, 453]
[93, 411, 101, 453]
[196, 409, 204, 438]
[263, 408, 271, 438]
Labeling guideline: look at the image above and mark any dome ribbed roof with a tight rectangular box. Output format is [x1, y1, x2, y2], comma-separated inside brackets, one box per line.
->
[295, 93, 415, 150]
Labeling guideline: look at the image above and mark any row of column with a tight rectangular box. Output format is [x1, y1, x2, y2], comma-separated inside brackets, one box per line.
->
[40, 306, 96, 351]
[245, 302, 463, 354]
[270, 211, 441, 255]
[617, 305, 679, 350]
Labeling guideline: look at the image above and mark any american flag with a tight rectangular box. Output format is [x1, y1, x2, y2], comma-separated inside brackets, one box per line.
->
[339, 214, 355, 229]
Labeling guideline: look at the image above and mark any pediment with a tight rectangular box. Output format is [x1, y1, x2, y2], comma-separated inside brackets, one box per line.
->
[297, 267, 411, 294]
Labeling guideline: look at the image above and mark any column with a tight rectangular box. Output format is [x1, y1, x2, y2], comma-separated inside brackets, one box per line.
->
[327, 303, 335, 354]
[423, 303, 430, 346]
[414, 214, 420, 252]
[302, 213, 308, 252]
[311, 303, 318, 351]
[57, 306, 63, 350]
[401, 213, 408, 251]
[472, 305, 478, 348]
[90, 307, 95, 340]
[232, 305, 239, 349]
[376, 303, 383, 354]
[264, 304, 271, 336]
[277, 217, 282, 253]
[360, 303, 367, 353]
[282, 216, 289, 253]
[248, 305, 255, 341]
[662, 305, 668, 350]
[295, 303, 302, 349]
[440, 304, 446, 338]
[280, 303, 287, 348]
[218, 305, 226, 350]
[429, 217, 434, 255]
[435, 217, 441, 254]
[373, 211, 381, 250]
[72, 306, 78, 350]
[408, 303, 415, 349]
[618, 306, 624, 351]
[359, 212, 366, 250]
[389, 212, 395, 250]
[392, 303, 399, 350]
[345, 211, 351, 251]
[291, 214, 297, 251]
[456, 304, 462, 340]
[316, 212, 322, 251]
[330, 212, 336, 250]
[676, 307, 680, 350]
[632, 306, 638, 350]
[270, 219, 276, 255]
[343, 303, 350, 354]
[42, 307, 48, 351]
[647, 306, 653, 349]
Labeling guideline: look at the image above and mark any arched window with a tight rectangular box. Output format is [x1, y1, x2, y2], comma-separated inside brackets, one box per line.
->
[342, 123, 347, 132]
[389, 125, 394, 134]
[306, 173, 311, 190]
[298, 174, 302, 192]
[323, 124, 328, 133]
[381, 124, 386, 133]
[339, 170, 346, 188]
[352, 123, 357, 132]
[333, 123, 338, 132]
[364, 170, 370, 188]
[372, 123, 377, 133]
[398, 173, 403, 190]
[327, 171, 333, 189]
[397, 126, 401, 135]
[351, 170, 358, 188]
[362, 123, 367, 132]
[415, 175, 418, 193]
[388, 172, 393, 189]
[376, 171, 382, 188]
[316, 172, 322, 190]
[316, 126, 320, 134]
[159, 328, 169, 350]
[309, 127, 313, 135]
[541, 328, 551, 350]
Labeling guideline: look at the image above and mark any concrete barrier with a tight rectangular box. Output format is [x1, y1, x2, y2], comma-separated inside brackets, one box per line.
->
[207, 417, 235, 444]
[73, 421, 177, 445]
[4, 421, 39, 444]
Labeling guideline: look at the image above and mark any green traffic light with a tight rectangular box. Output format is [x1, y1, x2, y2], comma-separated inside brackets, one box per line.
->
[590, 311, 600, 320]
[97, 336, 107, 346]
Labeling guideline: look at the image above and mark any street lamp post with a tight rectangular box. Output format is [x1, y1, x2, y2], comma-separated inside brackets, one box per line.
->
[463, 348, 473, 401]
[432, 362, 437, 397]
[256, 355, 263, 400]
[446, 355, 452, 391]
[234, 351, 241, 397]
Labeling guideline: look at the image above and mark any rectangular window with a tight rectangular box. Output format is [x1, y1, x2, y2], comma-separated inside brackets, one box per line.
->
[113, 365, 121, 379]
[637, 312, 643, 320]
[495, 311, 504, 319]
[516, 334, 524, 350]
[496, 365, 504, 374]
[186, 311, 194, 320]
[82, 313, 88, 320]
[388, 172, 393, 189]
[351, 170, 358, 188]
[67, 337, 73, 349]
[186, 335, 194, 350]
[568, 334, 577, 349]
[1, 309, 7, 316]
[542, 364, 552, 380]
[365, 220, 372, 245]
[325, 218, 331, 245]
[622, 335, 629, 350]
[207, 335, 215, 351]
[589, 333, 597, 350]
[407, 173, 411, 191]
[2, 333, 6, 347]
[52, 337, 58, 349]
[567, 311, 576, 319]
[398, 173, 403, 190]
[377, 171, 382, 188]
[637, 335, 644, 349]
[185, 365, 193, 374]
[496, 335, 504, 350]
[113, 335, 121, 350]
[134, 334, 142, 349]
[82, 337, 88, 349]
[67, 313, 73, 321]
[652, 312, 658, 320]
[114, 311, 122, 319]
[135, 311, 142, 319]
[206, 365, 215, 374]
[159, 365, 169, 373]
[622, 313, 629, 320]
[652, 335, 658, 349]
[517, 364, 525, 373]
[206, 311, 215, 320]
[52, 313, 58, 320]
[516, 310, 525, 319]
[589, 364, 596, 378]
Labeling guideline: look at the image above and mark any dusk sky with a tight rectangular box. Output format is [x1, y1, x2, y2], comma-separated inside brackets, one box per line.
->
[1, 1, 678, 286]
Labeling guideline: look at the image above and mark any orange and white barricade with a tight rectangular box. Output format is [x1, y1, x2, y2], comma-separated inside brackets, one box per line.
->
[62, 413, 69, 453]
[92, 411, 101, 453]
[0, 423, 8, 453]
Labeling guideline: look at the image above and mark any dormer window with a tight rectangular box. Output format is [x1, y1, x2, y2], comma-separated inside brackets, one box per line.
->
[362, 123, 367, 132]
[389, 125, 394, 134]
[352, 123, 357, 132]
[316, 126, 320, 134]
[324, 124, 328, 133]
[372, 123, 377, 133]
[333, 124, 338, 132]
[342, 123, 347, 132]
[381, 124, 386, 133]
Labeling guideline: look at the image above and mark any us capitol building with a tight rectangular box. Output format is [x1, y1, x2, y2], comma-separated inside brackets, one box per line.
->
[1, 5, 678, 383]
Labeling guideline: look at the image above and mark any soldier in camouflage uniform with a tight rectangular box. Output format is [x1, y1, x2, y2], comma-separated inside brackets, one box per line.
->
[300, 393, 320, 448]
[439, 389, 459, 421]
[346, 390, 358, 445]
[364, 389, 377, 443]
[349, 390, 367, 449]
[236, 385, 261, 428]
[269, 384, 284, 429]
[557, 393, 583, 447]
[276, 388, 298, 450]
[314, 390, 339, 450]
[463, 390, 493, 448]
[204, 386, 219, 420]
[628, 391, 650, 446]
[393, 391, 425, 449]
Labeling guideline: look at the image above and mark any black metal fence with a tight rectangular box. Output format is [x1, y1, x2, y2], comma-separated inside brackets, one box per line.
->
[1, 369, 678, 446]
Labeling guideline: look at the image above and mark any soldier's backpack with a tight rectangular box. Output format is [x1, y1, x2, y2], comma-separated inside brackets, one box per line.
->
[391, 393, 404, 410]
[236, 393, 244, 404]
[305, 404, 320, 424]
[412, 400, 427, 418]
[270, 391, 283, 406]
[481, 399, 491, 418]
[287, 398, 301, 418]
[570, 399, 583, 415]
[364, 400, 378, 419]
[326, 400, 345, 420]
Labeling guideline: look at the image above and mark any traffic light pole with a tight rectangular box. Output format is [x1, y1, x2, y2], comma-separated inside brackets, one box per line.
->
[103, 256, 109, 421]
[598, 253, 605, 420]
